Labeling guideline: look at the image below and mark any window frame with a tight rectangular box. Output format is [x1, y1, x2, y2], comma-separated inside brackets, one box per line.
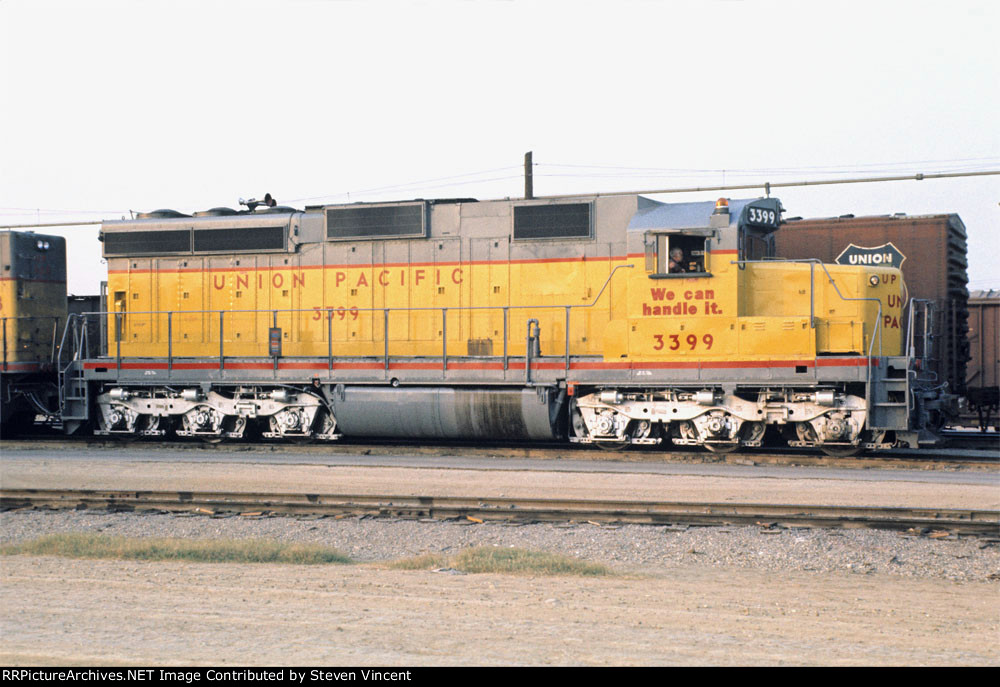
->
[644, 229, 714, 279]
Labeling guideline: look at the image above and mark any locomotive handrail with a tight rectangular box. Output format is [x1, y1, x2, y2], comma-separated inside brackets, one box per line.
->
[730, 258, 884, 357]
[75, 263, 636, 380]
[78, 264, 637, 319]
[55, 313, 79, 371]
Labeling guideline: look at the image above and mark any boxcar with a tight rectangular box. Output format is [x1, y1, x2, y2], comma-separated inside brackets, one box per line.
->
[774, 213, 969, 400]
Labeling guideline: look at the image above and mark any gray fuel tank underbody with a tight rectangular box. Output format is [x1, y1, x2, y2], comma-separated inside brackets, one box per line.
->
[330, 386, 557, 441]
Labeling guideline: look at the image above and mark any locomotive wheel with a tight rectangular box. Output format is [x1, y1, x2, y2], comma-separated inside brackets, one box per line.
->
[569, 400, 625, 448]
[314, 407, 338, 437]
[796, 421, 862, 457]
[818, 443, 863, 458]
[817, 430, 886, 458]
[703, 442, 739, 454]
[97, 404, 135, 436]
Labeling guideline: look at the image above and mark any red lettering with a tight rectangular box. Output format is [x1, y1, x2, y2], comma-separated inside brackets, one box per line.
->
[356, 272, 368, 287]
[400, 270, 405, 286]
[293, 273, 305, 288]
[272, 273, 284, 288]
[652, 332, 715, 352]
[258, 274, 264, 289]
[213, 274, 226, 290]
[436, 269, 441, 285]
[378, 270, 390, 286]
[415, 269, 425, 285]
[451, 268, 463, 284]
[335, 271, 346, 287]
[650, 288, 667, 301]
[237, 274, 249, 289]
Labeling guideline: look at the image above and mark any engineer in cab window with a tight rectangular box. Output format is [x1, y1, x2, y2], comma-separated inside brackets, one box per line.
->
[668, 247, 686, 273]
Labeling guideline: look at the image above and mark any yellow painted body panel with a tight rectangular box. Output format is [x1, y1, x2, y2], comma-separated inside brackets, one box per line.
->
[1, 278, 66, 363]
[107, 259, 627, 359]
[737, 262, 903, 356]
[107, 249, 903, 363]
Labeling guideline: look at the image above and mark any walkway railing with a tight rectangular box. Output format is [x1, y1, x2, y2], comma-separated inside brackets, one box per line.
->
[61, 264, 635, 380]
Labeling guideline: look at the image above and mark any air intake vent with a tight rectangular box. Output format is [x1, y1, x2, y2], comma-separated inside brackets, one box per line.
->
[326, 202, 427, 240]
[513, 203, 591, 240]
[193, 226, 286, 252]
[104, 230, 190, 256]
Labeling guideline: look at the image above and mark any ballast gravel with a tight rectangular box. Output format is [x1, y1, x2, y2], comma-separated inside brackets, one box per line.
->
[2, 509, 997, 582]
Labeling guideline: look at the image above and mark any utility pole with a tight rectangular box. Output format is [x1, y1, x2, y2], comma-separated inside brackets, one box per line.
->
[524, 151, 533, 200]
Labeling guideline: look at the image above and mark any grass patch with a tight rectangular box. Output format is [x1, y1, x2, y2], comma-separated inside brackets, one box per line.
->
[1, 533, 352, 565]
[386, 553, 448, 570]
[389, 547, 613, 576]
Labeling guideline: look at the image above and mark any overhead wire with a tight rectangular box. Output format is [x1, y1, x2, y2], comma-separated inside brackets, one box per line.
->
[283, 165, 523, 204]
[538, 156, 1000, 175]
[2, 163, 998, 230]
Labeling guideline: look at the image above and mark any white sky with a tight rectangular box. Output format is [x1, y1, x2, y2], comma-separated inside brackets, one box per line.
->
[2, 0, 998, 295]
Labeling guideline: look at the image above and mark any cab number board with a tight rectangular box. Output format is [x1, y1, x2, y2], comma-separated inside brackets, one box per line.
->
[746, 207, 779, 227]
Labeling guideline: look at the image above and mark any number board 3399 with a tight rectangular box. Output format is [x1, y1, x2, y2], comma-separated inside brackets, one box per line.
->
[745, 206, 779, 228]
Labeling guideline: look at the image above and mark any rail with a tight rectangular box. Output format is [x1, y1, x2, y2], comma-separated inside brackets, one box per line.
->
[2, 488, 996, 534]
[68, 264, 635, 380]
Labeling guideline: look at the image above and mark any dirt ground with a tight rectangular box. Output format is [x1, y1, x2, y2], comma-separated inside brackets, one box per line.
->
[2, 451, 997, 665]
[1, 555, 997, 666]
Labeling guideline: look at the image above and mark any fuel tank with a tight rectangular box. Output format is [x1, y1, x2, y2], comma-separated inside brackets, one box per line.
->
[329, 386, 560, 441]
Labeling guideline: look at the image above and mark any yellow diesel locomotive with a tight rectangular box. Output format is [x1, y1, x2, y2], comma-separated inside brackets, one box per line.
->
[43, 189, 944, 456]
[0, 231, 67, 431]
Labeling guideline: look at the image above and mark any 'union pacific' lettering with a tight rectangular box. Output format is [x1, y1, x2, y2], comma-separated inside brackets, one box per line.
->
[214, 272, 305, 290]
[208, 268, 466, 290]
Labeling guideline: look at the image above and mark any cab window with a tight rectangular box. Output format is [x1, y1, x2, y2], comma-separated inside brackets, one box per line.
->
[645, 233, 710, 278]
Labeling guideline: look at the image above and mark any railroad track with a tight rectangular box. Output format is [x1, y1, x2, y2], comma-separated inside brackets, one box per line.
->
[3, 488, 997, 535]
[1, 437, 996, 470]
[939, 430, 1000, 451]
